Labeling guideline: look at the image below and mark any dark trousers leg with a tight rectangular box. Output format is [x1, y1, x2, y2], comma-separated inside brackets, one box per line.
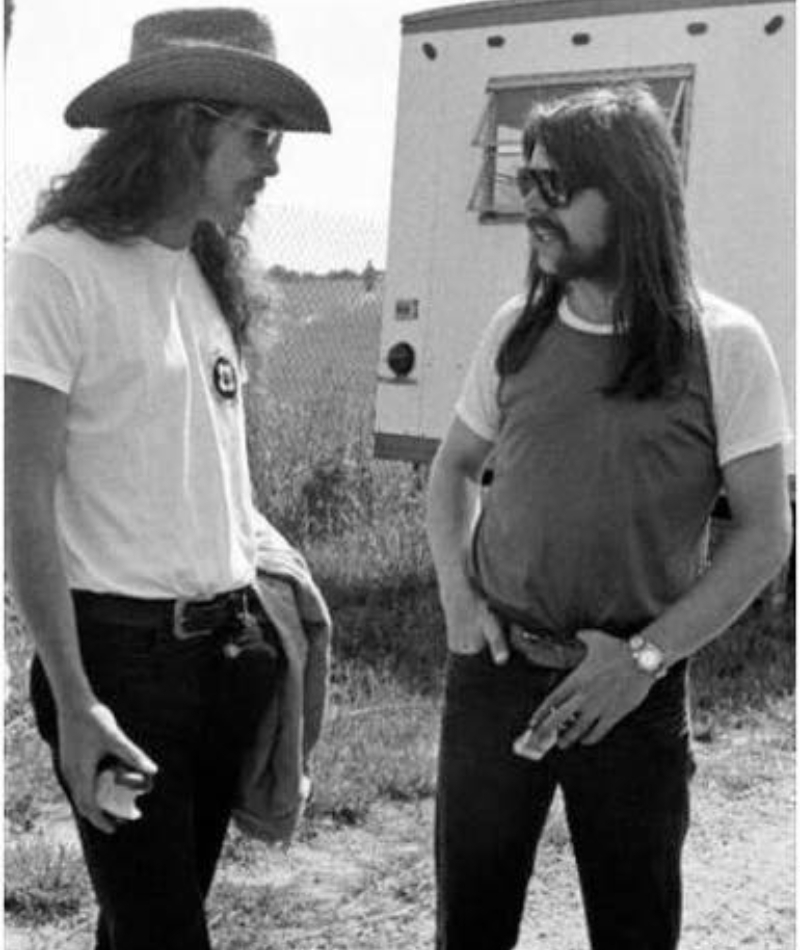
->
[30, 601, 281, 950]
[75, 744, 226, 950]
[435, 652, 562, 950]
[558, 676, 694, 950]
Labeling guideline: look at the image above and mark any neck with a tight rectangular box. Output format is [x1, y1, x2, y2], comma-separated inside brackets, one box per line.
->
[143, 214, 197, 250]
[565, 279, 618, 326]
[143, 192, 205, 249]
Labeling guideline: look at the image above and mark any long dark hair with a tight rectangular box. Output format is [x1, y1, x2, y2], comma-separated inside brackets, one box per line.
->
[29, 101, 256, 350]
[497, 85, 700, 399]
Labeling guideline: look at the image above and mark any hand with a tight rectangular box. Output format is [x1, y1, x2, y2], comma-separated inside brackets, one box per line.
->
[57, 701, 158, 834]
[525, 629, 653, 749]
[444, 587, 509, 665]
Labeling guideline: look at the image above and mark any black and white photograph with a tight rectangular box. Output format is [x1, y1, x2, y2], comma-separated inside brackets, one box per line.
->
[4, 1, 794, 948]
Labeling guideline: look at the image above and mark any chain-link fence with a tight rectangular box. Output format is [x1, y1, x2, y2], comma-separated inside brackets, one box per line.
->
[7, 162, 398, 538]
[7, 162, 388, 418]
[6, 162, 387, 269]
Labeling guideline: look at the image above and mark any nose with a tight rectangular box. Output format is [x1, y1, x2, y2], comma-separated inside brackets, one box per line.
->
[258, 150, 280, 178]
[522, 183, 548, 216]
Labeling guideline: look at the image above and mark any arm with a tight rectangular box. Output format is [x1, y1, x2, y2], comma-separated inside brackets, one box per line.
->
[5, 377, 157, 831]
[636, 445, 791, 662]
[425, 416, 509, 662]
[529, 444, 792, 746]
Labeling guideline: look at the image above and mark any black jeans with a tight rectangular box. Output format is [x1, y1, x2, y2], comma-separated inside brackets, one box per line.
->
[435, 650, 694, 950]
[30, 588, 283, 950]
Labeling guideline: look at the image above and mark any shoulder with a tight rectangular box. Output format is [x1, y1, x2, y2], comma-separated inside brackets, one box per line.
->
[8, 226, 114, 284]
[11, 224, 100, 261]
[695, 289, 789, 463]
[697, 289, 773, 353]
[478, 293, 527, 354]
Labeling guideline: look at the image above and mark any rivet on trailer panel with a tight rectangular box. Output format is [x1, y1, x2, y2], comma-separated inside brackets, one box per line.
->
[764, 15, 784, 35]
[422, 42, 437, 60]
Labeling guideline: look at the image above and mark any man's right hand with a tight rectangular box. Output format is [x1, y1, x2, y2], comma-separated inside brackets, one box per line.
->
[57, 701, 158, 834]
[445, 588, 509, 664]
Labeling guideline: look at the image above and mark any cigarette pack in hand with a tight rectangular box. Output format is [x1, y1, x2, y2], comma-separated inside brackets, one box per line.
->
[95, 763, 154, 820]
[513, 720, 559, 761]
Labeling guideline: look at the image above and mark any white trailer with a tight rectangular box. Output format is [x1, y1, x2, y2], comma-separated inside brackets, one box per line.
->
[374, 0, 795, 465]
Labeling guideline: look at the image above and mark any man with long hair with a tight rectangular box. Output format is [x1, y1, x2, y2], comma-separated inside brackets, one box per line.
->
[5, 8, 330, 949]
[427, 85, 791, 950]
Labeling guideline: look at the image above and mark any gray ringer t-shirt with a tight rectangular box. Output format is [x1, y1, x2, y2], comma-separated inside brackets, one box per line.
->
[457, 294, 790, 635]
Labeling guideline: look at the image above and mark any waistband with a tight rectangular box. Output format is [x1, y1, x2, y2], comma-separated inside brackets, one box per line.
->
[485, 598, 644, 672]
[72, 586, 257, 637]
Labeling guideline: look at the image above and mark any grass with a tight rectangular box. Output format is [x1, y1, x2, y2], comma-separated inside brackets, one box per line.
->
[5, 837, 91, 925]
[5, 276, 795, 939]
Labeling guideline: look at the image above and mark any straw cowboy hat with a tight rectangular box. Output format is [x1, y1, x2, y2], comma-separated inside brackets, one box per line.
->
[65, 6, 330, 133]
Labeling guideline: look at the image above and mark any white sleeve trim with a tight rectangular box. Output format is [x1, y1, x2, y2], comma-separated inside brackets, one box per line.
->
[698, 291, 792, 468]
[454, 406, 497, 444]
[718, 434, 792, 469]
[454, 294, 526, 443]
[4, 360, 73, 394]
[6, 244, 85, 394]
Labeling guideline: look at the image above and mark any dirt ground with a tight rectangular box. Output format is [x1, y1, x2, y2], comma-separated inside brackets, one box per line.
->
[6, 717, 794, 950]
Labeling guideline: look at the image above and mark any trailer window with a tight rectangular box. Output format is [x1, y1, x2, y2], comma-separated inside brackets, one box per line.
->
[469, 68, 693, 220]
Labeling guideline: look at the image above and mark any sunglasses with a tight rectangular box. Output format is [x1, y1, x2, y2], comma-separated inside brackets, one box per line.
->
[192, 103, 283, 153]
[515, 165, 573, 209]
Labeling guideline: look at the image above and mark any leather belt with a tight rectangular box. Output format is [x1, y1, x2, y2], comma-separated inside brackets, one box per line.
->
[72, 587, 256, 638]
[506, 623, 587, 671]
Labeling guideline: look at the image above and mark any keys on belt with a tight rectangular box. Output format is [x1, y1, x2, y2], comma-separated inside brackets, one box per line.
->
[173, 588, 281, 666]
[173, 587, 253, 639]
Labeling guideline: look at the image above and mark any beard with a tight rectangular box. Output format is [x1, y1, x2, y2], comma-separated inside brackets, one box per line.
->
[529, 211, 619, 285]
[547, 236, 619, 283]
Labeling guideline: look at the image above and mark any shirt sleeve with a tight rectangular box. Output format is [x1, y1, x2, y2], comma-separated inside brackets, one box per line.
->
[454, 295, 524, 442]
[702, 296, 792, 467]
[5, 249, 84, 393]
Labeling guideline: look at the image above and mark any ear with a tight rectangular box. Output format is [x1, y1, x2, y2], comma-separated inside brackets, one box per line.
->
[177, 103, 220, 165]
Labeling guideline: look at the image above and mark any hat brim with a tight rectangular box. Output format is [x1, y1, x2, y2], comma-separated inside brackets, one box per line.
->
[65, 47, 330, 133]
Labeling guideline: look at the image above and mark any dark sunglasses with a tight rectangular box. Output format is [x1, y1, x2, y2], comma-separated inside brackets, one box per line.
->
[515, 165, 573, 209]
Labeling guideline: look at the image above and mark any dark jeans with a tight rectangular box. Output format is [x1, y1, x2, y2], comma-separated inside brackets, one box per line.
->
[435, 649, 695, 950]
[30, 588, 283, 950]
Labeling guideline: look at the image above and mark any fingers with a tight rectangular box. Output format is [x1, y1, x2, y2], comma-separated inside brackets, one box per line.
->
[446, 598, 509, 661]
[446, 629, 485, 654]
[60, 710, 159, 833]
[554, 701, 599, 748]
[110, 736, 159, 778]
[527, 675, 578, 732]
[479, 605, 509, 665]
[65, 760, 119, 834]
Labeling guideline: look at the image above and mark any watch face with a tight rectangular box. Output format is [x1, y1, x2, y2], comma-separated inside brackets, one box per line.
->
[638, 646, 662, 672]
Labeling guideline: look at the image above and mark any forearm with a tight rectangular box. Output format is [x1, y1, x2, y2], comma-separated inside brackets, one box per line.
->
[7, 503, 95, 714]
[425, 456, 480, 607]
[642, 520, 791, 666]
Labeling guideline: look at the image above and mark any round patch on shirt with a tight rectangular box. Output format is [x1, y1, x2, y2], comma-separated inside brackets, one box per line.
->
[212, 355, 238, 401]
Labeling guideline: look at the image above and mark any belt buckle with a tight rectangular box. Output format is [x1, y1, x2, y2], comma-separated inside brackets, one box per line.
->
[509, 624, 585, 671]
[173, 598, 216, 640]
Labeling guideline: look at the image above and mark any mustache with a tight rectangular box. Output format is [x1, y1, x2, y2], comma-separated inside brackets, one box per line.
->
[525, 211, 566, 239]
[243, 177, 266, 194]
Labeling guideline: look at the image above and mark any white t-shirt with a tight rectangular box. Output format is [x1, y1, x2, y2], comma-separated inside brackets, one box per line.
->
[6, 225, 259, 598]
[456, 291, 791, 468]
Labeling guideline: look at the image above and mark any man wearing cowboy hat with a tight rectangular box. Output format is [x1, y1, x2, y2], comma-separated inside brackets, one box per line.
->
[6, 8, 330, 949]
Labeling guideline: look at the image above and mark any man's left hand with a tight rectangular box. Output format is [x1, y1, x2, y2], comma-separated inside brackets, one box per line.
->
[526, 629, 654, 748]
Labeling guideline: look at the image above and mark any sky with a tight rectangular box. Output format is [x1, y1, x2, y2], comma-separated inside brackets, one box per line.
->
[4, 0, 468, 268]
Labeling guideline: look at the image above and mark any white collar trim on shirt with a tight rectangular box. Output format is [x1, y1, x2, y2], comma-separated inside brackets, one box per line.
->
[558, 297, 616, 335]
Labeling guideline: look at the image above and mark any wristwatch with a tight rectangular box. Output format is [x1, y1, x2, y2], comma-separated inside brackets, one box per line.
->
[628, 635, 669, 680]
